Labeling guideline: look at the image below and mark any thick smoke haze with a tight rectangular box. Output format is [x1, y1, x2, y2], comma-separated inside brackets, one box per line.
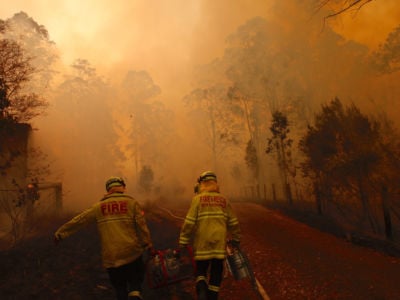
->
[2, 0, 270, 93]
[1, 0, 400, 211]
[3, 0, 397, 93]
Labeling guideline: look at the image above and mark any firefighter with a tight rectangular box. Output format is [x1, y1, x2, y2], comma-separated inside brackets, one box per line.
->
[54, 177, 153, 300]
[179, 171, 241, 300]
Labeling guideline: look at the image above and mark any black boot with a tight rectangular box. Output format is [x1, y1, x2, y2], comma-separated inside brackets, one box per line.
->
[207, 289, 219, 300]
[196, 280, 208, 300]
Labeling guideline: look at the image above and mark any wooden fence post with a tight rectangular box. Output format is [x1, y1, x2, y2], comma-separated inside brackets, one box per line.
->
[272, 184, 276, 202]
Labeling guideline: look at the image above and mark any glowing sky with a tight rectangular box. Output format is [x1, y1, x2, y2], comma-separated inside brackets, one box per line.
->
[1, 1, 267, 84]
[2, 0, 398, 80]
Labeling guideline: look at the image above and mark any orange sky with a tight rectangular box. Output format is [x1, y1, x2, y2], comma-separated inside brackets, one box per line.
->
[328, 0, 400, 49]
[2, 0, 399, 87]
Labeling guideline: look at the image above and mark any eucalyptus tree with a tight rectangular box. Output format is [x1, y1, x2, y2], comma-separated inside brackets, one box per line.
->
[187, 9, 372, 197]
[52, 59, 119, 195]
[373, 116, 400, 240]
[266, 111, 295, 204]
[0, 12, 59, 186]
[0, 14, 52, 179]
[299, 98, 400, 237]
[2, 11, 59, 96]
[138, 165, 154, 194]
[371, 25, 400, 74]
[121, 70, 173, 180]
[184, 84, 241, 173]
[223, 16, 302, 192]
[0, 37, 47, 123]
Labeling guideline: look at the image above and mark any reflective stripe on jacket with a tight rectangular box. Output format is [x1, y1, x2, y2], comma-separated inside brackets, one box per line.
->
[179, 184, 241, 260]
[55, 193, 152, 268]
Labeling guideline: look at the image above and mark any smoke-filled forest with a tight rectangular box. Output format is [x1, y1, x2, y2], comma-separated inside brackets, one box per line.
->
[1, 0, 400, 272]
[1, 0, 400, 241]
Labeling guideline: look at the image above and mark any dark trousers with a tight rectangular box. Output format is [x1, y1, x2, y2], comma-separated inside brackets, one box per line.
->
[107, 255, 145, 300]
[196, 259, 224, 299]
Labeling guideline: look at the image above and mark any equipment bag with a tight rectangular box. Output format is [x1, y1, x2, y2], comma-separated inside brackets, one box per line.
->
[146, 245, 196, 288]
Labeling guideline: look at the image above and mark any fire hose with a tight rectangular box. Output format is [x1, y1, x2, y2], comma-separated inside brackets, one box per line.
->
[156, 205, 185, 221]
[226, 241, 270, 300]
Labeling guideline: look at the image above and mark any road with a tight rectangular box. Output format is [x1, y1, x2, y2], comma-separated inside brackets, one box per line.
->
[1, 201, 400, 299]
[230, 202, 400, 299]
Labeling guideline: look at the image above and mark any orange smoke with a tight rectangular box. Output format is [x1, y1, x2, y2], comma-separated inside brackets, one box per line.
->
[329, 0, 400, 49]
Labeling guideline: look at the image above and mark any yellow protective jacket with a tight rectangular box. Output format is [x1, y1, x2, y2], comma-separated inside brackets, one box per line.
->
[179, 182, 241, 260]
[55, 192, 152, 268]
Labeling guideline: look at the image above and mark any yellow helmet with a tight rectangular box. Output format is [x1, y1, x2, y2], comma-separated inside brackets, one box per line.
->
[105, 177, 126, 191]
[197, 171, 217, 183]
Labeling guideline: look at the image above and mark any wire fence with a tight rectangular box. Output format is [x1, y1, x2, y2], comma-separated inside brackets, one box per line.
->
[0, 183, 62, 244]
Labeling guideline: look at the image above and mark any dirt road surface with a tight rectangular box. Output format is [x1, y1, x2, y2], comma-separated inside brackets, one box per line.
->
[1, 202, 400, 299]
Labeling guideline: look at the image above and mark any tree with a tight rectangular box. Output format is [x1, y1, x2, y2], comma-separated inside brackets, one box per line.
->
[266, 111, 294, 204]
[138, 165, 154, 194]
[371, 25, 400, 74]
[120, 70, 167, 179]
[245, 139, 258, 181]
[186, 11, 371, 195]
[2, 12, 59, 91]
[119, 69, 175, 188]
[0, 11, 57, 166]
[0, 13, 59, 244]
[314, 0, 375, 19]
[369, 115, 400, 240]
[1, 15, 50, 183]
[51, 59, 119, 195]
[223, 17, 281, 188]
[0, 38, 47, 123]
[299, 98, 396, 235]
[184, 84, 240, 172]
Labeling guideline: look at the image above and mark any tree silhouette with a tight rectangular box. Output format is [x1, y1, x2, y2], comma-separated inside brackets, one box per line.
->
[0, 39, 46, 123]
[245, 139, 258, 181]
[299, 98, 399, 236]
[51, 59, 119, 196]
[2, 12, 59, 97]
[120, 70, 173, 182]
[371, 25, 400, 74]
[266, 111, 294, 204]
[184, 84, 240, 172]
[138, 165, 154, 194]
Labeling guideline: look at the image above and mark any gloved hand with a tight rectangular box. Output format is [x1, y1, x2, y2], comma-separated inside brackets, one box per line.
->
[54, 234, 61, 246]
[143, 246, 156, 263]
[147, 247, 156, 257]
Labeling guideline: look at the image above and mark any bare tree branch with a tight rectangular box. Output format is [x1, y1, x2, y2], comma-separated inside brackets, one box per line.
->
[325, 0, 374, 19]
[314, 0, 375, 19]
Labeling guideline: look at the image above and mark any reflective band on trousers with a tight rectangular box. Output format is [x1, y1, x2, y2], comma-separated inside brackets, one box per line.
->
[196, 275, 207, 283]
[128, 290, 142, 299]
[208, 284, 220, 292]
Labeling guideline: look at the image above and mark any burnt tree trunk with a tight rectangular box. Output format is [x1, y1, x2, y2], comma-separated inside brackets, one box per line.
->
[381, 185, 393, 240]
[357, 176, 377, 233]
[314, 182, 323, 215]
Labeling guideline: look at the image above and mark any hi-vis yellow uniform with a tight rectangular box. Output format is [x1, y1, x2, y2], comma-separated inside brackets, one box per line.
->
[55, 192, 152, 268]
[179, 184, 241, 260]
